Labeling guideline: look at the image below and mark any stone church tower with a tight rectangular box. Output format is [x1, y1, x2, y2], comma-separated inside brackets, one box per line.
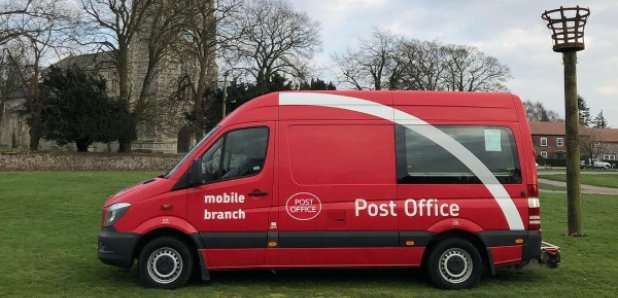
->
[128, 0, 218, 153]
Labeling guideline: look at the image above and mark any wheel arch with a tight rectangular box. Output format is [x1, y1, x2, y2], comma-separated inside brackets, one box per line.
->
[132, 228, 201, 260]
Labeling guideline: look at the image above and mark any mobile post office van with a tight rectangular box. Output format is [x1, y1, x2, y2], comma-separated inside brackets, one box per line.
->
[98, 91, 559, 289]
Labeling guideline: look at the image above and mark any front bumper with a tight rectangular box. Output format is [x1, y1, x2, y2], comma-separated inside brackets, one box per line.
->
[98, 226, 140, 268]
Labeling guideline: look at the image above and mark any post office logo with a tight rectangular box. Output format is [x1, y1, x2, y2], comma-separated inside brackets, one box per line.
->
[286, 192, 322, 221]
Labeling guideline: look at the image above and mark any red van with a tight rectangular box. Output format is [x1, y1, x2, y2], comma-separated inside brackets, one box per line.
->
[98, 91, 557, 289]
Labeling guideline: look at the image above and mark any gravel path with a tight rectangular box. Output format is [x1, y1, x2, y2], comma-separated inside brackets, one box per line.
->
[538, 178, 618, 195]
[538, 170, 618, 175]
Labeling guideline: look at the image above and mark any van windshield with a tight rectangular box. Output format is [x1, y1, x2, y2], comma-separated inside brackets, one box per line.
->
[164, 126, 220, 178]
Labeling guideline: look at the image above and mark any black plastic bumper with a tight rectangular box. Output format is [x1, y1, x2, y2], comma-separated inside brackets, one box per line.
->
[478, 230, 543, 266]
[521, 231, 542, 262]
[98, 226, 140, 268]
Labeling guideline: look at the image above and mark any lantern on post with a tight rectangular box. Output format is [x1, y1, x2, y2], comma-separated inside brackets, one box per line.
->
[541, 6, 590, 236]
[542, 6, 590, 52]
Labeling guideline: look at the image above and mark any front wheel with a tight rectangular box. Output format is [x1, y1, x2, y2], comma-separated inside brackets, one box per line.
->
[138, 237, 194, 289]
[426, 238, 482, 289]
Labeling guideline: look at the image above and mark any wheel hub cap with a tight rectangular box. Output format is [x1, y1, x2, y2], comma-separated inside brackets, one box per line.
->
[439, 248, 473, 284]
[147, 247, 183, 284]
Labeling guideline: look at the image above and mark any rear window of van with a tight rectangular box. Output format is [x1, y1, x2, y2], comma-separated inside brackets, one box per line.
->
[395, 125, 521, 184]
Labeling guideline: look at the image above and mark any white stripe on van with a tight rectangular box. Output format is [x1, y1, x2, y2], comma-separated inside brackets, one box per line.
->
[279, 92, 525, 231]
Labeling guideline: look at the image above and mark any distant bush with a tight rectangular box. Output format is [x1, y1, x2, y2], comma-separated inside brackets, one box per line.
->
[0, 152, 182, 171]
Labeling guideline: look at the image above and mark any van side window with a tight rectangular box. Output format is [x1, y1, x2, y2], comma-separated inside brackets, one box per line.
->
[395, 125, 521, 184]
[200, 127, 269, 183]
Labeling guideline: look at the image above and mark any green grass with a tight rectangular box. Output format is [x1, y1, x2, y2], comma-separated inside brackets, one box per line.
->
[536, 167, 565, 172]
[543, 174, 618, 188]
[538, 182, 566, 191]
[1, 171, 617, 297]
[0, 146, 17, 152]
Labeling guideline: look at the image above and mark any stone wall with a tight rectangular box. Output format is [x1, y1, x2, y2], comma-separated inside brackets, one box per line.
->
[0, 152, 183, 171]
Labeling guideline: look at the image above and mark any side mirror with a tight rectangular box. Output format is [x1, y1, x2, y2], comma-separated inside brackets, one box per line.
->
[189, 158, 203, 185]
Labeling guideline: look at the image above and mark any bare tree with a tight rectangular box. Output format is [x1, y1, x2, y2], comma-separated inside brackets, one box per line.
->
[332, 48, 364, 90]
[442, 44, 511, 92]
[523, 100, 562, 122]
[394, 39, 447, 90]
[0, 0, 51, 46]
[177, 0, 241, 140]
[0, 0, 40, 119]
[131, 0, 187, 126]
[333, 30, 510, 92]
[232, 0, 321, 89]
[333, 29, 399, 90]
[0, 47, 21, 136]
[580, 128, 604, 162]
[80, 0, 155, 151]
[8, 28, 51, 150]
[1, 0, 72, 150]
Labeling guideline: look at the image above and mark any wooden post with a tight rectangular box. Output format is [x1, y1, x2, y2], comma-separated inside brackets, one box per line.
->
[563, 51, 582, 236]
[542, 6, 589, 236]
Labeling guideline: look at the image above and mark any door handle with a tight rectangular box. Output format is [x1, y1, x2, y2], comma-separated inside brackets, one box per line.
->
[248, 190, 269, 197]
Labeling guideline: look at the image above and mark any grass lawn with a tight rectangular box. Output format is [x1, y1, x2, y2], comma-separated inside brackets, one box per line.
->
[1, 171, 617, 297]
[538, 182, 566, 191]
[542, 174, 618, 188]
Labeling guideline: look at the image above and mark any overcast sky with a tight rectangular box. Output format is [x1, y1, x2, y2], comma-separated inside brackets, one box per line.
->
[292, 0, 617, 126]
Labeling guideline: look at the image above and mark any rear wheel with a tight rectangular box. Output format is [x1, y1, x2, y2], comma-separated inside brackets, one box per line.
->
[427, 238, 482, 289]
[138, 237, 194, 289]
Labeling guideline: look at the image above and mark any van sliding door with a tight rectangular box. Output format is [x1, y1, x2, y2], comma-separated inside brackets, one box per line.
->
[276, 120, 400, 266]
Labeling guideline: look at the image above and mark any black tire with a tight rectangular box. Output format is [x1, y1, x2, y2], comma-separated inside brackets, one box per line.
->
[426, 238, 482, 290]
[138, 237, 194, 289]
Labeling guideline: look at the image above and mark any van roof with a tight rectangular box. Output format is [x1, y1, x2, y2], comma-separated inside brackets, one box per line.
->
[222, 91, 521, 125]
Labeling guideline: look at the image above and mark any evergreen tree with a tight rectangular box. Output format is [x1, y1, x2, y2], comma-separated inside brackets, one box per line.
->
[578, 95, 591, 126]
[299, 78, 337, 90]
[593, 110, 608, 128]
[40, 66, 133, 151]
[198, 75, 337, 131]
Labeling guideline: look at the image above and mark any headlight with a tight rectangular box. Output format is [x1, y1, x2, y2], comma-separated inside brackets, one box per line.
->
[103, 202, 131, 226]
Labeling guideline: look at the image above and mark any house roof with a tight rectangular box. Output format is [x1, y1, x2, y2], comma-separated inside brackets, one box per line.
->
[584, 127, 618, 143]
[52, 52, 116, 71]
[529, 121, 566, 136]
[530, 121, 618, 143]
